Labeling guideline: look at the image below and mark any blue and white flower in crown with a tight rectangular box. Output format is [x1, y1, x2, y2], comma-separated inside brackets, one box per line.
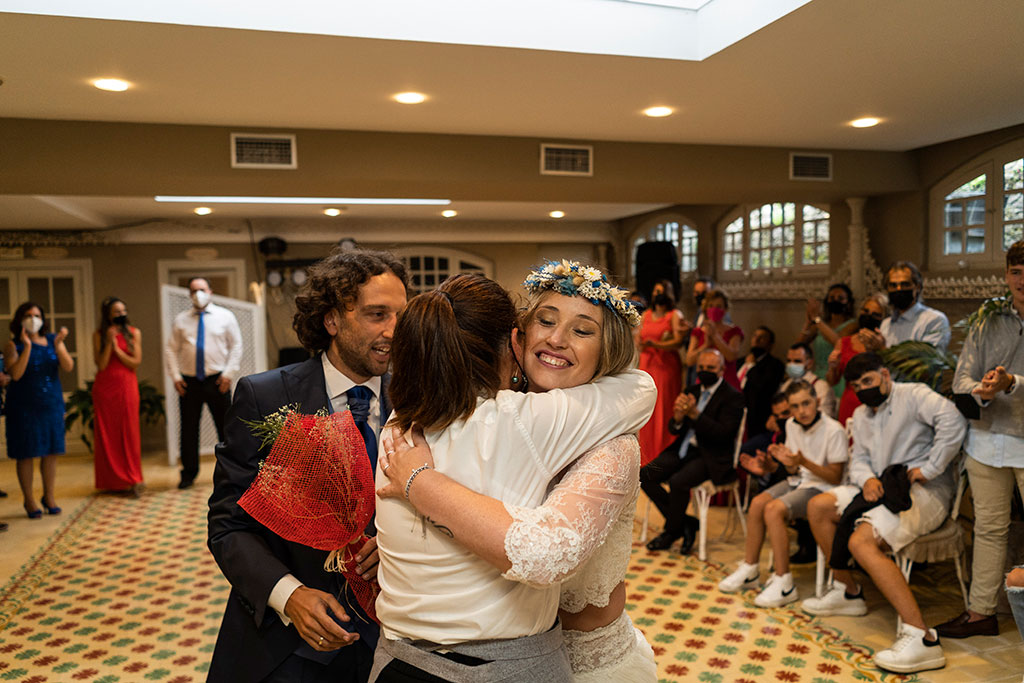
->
[523, 260, 642, 327]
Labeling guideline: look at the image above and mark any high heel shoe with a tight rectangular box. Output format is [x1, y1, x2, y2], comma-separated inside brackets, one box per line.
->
[26, 507, 42, 519]
[41, 498, 61, 515]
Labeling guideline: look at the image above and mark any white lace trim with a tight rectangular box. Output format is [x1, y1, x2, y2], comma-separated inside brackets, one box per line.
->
[562, 611, 640, 673]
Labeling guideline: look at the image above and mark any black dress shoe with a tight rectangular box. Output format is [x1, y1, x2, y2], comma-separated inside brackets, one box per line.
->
[679, 521, 698, 555]
[177, 479, 195, 490]
[646, 532, 679, 552]
[934, 611, 998, 638]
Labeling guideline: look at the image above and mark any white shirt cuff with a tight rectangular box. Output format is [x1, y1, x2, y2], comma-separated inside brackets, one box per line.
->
[1008, 375, 1023, 396]
[267, 574, 303, 626]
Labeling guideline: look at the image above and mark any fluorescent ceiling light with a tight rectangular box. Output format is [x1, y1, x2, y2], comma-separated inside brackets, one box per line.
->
[441, 210, 457, 218]
[155, 196, 451, 206]
[323, 208, 343, 216]
[92, 77, 130, 92]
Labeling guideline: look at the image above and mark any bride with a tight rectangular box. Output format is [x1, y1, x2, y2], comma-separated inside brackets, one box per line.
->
[376, 261, 658, 682]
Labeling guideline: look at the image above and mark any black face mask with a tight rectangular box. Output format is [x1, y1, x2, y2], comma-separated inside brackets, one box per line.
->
[888, 289, 915, 311]
[112, 315, 128, 327]
[653, 294, 672, 309]
[858, 314, 882, 331]
[855, 385, 887, 408]
[750, 346, 768, 360]
[697, 371, 718, 387]
[825, 300, 847, 315]
[694, 293, 705, 309]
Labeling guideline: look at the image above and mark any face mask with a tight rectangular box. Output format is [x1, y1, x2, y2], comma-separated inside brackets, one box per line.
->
[22, 315, 43, 335]
[888, 289, 915, 311]
[856, 385, 887, 408]
[697, 370, 718, 387]
[653, 294, 672, 309]
[825, 300, 847, 315]
[858, 314, 882, 331]
[191, 290, 211, 309]
[706, 306, 725, 323]
[112, 315, 128, 326]
[750, 346, 768, 360]
[694, 293, 705, 309]
[785, 362, 806, 380]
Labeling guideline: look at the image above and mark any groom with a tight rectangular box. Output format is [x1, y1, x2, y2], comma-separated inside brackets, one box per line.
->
[207, 248, 408, 683]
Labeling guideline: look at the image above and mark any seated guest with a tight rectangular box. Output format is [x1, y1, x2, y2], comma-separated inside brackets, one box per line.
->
[1008, 567, 1024, 643]
[738, 391, 790, 490]
[686, 289, 744, 389]
[826, 292, 889, 426]
[860, 261, 951, 352]
[935, 240, 1024, 640]
[801, 352, 966, 674]
[739, 326, 785, 438]
[798, 283, 856, 387]
[780, 342, 836, 418]
[641, 348, 745, 553]
[718, 381, 847, 607]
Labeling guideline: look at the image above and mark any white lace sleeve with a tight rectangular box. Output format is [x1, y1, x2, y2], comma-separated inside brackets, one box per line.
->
[501, 435, 639, 588]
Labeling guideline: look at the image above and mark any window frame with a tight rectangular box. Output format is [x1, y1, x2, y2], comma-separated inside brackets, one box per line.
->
[390, 246, 494, 294]
[716, 201, 832, 278]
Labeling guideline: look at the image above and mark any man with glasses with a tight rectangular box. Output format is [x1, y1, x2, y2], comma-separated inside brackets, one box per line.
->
[861, 261, 950, 352]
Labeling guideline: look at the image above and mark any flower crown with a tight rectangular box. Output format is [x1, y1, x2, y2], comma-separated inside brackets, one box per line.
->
[523, 260, 642, 327]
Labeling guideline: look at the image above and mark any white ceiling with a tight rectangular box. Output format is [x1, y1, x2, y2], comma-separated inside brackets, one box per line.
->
[1, 0, 1023, 228]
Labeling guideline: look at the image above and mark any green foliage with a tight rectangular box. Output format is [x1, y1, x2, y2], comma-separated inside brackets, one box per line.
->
[879, 341, 957, 394]
[958, 290, 1014, 334]
[64, 379, 166, 452]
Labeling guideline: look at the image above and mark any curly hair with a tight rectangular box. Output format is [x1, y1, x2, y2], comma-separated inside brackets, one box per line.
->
[292, 248, 408, 353]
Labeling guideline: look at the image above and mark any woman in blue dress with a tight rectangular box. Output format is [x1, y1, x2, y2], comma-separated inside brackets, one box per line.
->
[4, 302, 74, 518]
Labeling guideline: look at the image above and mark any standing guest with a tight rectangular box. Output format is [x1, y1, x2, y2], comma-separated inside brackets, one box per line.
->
[686, 289, 744, 389]
[165, 277, 243, 489]
[3, 302, 74, 518]
[637, 279, 689, 465]
[738, 326, 785, 437]
[935, 240, 1024, 640]
[642, 348, 745, 553]
[779, 342, 836, 418]
[718, 380, 847, 607]
[737, 391, 791, 492]
[826, 293, 889, 426]
[799, 284, 856, 392]
[801, 352, 966, 674]
[92, 297, 144, 496]
[207, 249, 408, 683]
[691, 277, 714, 328]
[0, 353, 10, 530]
[861, 261, 951, 352]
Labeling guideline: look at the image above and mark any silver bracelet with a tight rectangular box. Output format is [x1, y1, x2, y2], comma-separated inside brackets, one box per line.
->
[405, 464, 432, 500]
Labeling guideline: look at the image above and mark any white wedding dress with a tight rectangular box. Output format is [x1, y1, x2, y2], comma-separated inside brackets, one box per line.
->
[501, 435, 658, 682]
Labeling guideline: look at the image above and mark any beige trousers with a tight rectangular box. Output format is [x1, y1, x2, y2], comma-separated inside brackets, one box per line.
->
[966, 456, 1024, 616]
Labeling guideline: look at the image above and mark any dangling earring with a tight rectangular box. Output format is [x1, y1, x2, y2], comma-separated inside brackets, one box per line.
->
[511, 371, 520, 385]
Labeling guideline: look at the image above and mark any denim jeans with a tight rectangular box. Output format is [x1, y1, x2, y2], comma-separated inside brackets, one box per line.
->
[1007, 565, 1024, 641]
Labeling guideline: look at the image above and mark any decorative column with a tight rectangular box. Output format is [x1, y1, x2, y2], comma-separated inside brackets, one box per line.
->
[846, 197, 867, 301]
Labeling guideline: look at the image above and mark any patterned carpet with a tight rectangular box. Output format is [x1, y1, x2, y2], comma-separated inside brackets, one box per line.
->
[625, 545, 919, 683]
[0, 485, 227, 683]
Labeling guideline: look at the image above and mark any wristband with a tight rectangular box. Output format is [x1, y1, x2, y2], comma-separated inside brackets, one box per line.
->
[404, 464, 432, 500]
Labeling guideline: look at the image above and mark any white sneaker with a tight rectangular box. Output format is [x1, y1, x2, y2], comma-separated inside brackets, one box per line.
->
[801, 582, 868, 617]
[874, 624, 945, 673]
[753, 572, 798, 608]
[718, 562, 761, 593]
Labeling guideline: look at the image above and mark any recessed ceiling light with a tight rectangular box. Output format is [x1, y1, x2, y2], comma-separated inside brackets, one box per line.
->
[643, 106, 674, 118]
[441, 210, 457, 218]
[323, 208, 342, 217]
[92, 78, 130, 92]
[156, 195, 450, 206]
[850, 117, 881, 128]
[393, 91, 427, 104]
[193, 207, 213, 216]
[549, 210, 565, 219]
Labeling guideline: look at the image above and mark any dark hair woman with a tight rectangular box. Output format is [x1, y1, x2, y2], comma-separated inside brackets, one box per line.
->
[373, 268, 655, 681]
[92, 296, 144, 495]
[799, 282, 856, 385]
[4, 301, 74, 517]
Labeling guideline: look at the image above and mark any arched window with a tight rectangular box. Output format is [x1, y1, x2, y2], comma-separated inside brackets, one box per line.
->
[718, 202, 830, 274]
[630, 216, 699, 276]
[930, 138, 1024, 269]
[390, 247, 493, 294]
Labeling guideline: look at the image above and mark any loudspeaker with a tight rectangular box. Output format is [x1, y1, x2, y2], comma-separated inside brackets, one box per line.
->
[635, 241, 679, 302]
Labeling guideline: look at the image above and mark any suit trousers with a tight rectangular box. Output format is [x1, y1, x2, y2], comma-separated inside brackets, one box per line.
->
[179, 374, 230, 481]
[261, 644, 374, 683]
[640, 444, 713, 537]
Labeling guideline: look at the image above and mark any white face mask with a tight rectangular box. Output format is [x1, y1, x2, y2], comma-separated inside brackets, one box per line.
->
[785, 362, 806, 380]
[22, 315, 43, 335]
[191, 290, 211, 309]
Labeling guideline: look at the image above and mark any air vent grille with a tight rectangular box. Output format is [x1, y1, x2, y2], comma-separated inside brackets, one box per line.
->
[231, 133, 297, 169]
[540, 143, 593, 176]
[789, 152, 832, 181]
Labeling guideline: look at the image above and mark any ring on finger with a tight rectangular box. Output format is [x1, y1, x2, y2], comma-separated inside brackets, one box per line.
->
[318, 635, 324, 646]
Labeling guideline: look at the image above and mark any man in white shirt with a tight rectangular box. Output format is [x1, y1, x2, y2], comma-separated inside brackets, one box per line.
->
[164, 277, 243, 489]
[800, 352, 966, 675]
[779, 342, 836, 418]
[207, 249, 408, 683]
[861, 260, 951, 352]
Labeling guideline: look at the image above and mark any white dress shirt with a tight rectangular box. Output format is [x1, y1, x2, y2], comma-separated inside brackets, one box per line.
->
[375, 370, 656, 644]
[164, 302, 243, 380]
[880, 301, 951, 352]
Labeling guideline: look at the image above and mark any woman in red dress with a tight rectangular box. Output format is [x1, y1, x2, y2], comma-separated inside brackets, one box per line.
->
[92, 297, 144, 495]
[826, 292, 889, 426]
[636, 280, 689, 464]
[686, 288, 744, 389]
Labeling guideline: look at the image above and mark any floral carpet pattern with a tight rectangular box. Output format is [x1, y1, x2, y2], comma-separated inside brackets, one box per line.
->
[624, 545, 919, 683]
[0, 486, 227, 682]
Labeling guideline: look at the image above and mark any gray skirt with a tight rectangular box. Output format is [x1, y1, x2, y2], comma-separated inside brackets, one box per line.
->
[369, 623, 572, 683]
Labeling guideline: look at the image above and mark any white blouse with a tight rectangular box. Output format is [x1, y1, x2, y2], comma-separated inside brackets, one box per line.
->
[375, 370, 656, 644]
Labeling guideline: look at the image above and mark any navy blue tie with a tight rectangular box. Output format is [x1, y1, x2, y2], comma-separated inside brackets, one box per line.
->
[346, 386, 377, 471]
[195, 311, 206, 380]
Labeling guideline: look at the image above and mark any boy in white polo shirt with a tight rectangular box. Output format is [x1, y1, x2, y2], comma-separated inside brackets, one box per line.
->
[718, 380, 848, 607]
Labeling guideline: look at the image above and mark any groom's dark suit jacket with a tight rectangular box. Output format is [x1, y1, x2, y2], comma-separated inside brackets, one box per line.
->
[207, 355, 386, 682]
